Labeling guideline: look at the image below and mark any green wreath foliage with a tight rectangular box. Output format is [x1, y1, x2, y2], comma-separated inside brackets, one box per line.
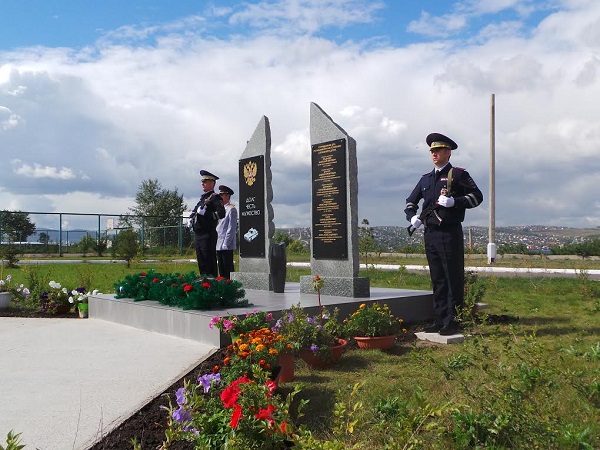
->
[114, 270, 249, 310]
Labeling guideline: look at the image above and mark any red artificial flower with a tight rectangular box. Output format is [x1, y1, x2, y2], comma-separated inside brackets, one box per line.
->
[183, 284, 193, 292]
[202, 282, 211, 289]
[230, 404, 243, 428]
[140, 272, 147, 276]
[153, 278, 159, 283]
[216, 276, 224, 281]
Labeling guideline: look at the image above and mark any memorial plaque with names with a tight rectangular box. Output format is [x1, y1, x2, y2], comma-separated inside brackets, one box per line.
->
[311, 138, 348, 259]
[239, 155, 266, 257]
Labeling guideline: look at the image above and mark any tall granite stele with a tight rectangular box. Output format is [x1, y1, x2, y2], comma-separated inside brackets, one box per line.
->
[299, 103, 370, 297]
[230, 116, 276, 290]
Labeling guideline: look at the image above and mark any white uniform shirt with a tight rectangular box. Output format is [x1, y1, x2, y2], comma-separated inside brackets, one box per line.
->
[216, 202, 238, 250]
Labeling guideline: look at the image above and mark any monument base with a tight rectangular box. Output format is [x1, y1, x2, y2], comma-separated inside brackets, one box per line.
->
[299, 275, 370, 298]
[231, 272, 272, 291]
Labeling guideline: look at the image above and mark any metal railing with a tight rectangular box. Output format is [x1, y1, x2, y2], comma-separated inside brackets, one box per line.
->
[0, 211, 194, 256]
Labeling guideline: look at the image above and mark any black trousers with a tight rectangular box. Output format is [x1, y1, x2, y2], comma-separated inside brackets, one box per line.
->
[217, 250, 234, 280]
[424, 224, 464, 327]
[194, 230, 218, 277]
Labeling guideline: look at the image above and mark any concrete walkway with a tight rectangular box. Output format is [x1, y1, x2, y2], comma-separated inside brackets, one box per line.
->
[0, 317, 216, 450]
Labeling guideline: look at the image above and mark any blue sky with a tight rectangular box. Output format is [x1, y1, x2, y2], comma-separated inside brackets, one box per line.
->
[1, 0, 599, 232]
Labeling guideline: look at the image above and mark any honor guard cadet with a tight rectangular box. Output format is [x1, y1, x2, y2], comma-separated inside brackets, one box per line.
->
[216, 184, 238, 280]
[405, 133, 483, 336]
[188, 170, 226, 277]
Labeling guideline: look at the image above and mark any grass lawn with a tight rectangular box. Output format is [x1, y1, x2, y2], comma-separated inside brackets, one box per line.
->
[2, 257, 599, 448]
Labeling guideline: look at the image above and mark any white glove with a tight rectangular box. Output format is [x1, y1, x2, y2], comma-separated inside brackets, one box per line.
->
[410, 216, 422, 229]
[437, 195, 455, 208]
[186, 218, 193, 229]
[196, 208, 206, 216]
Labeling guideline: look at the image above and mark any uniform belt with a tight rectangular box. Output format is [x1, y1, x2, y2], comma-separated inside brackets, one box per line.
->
[425, 223, 461, 232]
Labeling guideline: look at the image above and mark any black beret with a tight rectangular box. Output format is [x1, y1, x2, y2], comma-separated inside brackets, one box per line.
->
[426, 132, 458, 150]
[219, 185, 234, 196]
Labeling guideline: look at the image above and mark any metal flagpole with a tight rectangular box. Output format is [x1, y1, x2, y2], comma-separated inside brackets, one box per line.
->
[487, 94, 497, 264]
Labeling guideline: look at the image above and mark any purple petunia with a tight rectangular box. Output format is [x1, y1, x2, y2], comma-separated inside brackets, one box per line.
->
[175, 387, 187, 406]
[310, 344, 319, 352]
[198, 373, 221, 393]
[172, 406, 192, 423]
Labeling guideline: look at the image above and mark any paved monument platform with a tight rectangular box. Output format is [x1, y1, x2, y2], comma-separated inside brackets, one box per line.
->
[91, 283, 434, 347]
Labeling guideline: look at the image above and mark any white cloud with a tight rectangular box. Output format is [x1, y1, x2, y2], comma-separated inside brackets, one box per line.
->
[1, 0, 600, 231]
[13, 162, 77, 180]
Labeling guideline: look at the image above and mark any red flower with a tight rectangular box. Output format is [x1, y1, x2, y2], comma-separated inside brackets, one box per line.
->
[171, 283, 178, 287]
[178, 275, 183, 279]
[216, 276, 224, 281]
[202, 282, 211, 289]
[265, 379, 277, 395]
[230, 404, 243, 428]
[152, 278, 159, 283]
[221, 375, 251, 408]
[255, 404, 276, 422]
[221, 384, 240, 408]
[140, 272, 147, 276]
[279, 421, 288, 434]
[183, 284, 193, 292]
[212, 365, 220, 373]
[226, 279, 232, 283]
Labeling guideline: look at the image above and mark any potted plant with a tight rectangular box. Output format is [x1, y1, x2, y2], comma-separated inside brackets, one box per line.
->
[0, 274, 31, 309]
[343, 302, 406, 350]
[40, 281, 73, 314]
[209, 310, 275, 342]
[220, 326, 291, 384]
[273, 303, 345, 369]
[69, 287, 99, 318]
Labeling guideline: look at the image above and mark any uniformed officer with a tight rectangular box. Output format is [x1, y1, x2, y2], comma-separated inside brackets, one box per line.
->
[405, 133, 483, 335]
[216, 184, 238, 280]
[188, 170, 226, 277]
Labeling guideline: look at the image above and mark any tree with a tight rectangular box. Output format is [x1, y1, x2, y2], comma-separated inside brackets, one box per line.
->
[124, 179, 188, 250]
[0, 210, 36, 243]
[38, 232, 50, 245]
[358, 218, 375, 267]
[78, 234, 96, 256]
[273, 231, 293, 246]
[112, 228, 140, 267]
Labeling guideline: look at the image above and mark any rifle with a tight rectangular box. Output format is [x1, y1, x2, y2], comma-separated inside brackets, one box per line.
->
[407, 201, 440, 236]
[407, 167, 459, 237]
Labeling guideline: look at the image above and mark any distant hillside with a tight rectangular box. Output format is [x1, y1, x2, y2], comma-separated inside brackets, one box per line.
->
[277, 225, 600, 253]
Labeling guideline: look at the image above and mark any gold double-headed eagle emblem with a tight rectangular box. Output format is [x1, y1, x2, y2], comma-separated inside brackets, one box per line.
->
[243, 161, 258, 186]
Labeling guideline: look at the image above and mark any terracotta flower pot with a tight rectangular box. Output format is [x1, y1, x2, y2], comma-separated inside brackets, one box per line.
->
[277, 353, 295, 383]
[354, 335, 396, 350]
[299, 339, 348, 369]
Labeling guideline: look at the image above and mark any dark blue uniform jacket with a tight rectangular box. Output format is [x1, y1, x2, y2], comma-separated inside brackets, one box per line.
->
[405, 163, 483, 227]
